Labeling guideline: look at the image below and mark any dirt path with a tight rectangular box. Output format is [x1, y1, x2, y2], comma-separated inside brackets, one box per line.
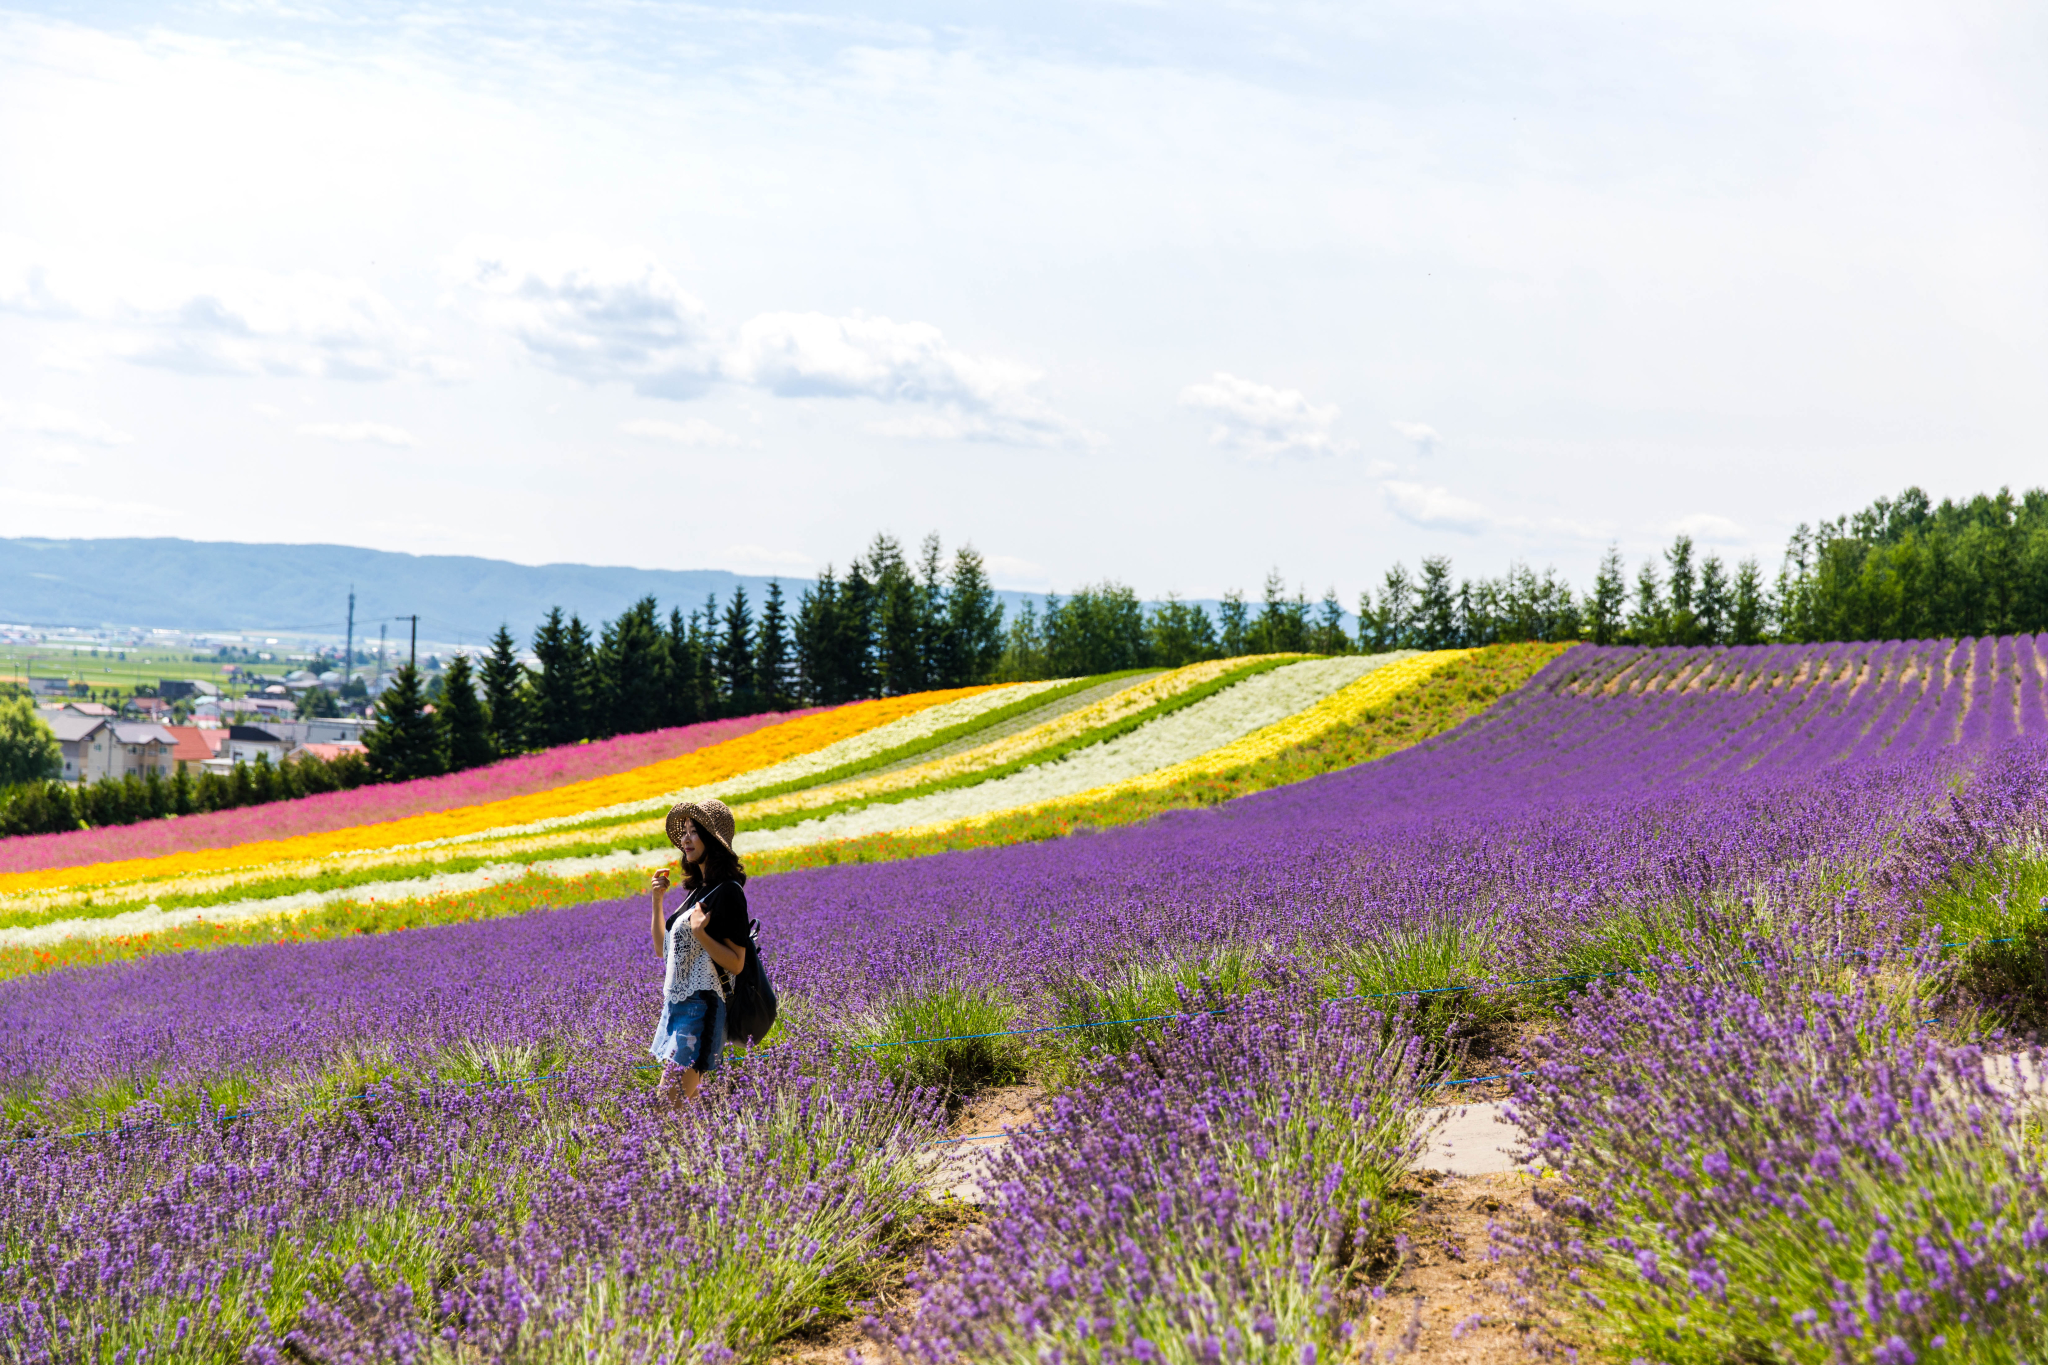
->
[1355, 1169, 1571, 1361]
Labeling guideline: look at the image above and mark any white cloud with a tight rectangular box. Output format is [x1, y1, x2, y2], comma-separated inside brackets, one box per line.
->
[451, 238, 716, 399]
[1178, 373, 1339, 460]
[1667, 512, 1745, 541]
[1390, 420, 1441, 456]
[1, 245, 452, 381]
[729, 311, 1094, 448]
[0, 400, 132, 446]
[298, 421, 418, 447]
[1383, 481, 1494, 534]
[621, 417, 746, 448]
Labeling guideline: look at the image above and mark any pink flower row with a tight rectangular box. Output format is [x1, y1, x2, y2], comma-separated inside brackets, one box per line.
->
[0, 709, 824, 875]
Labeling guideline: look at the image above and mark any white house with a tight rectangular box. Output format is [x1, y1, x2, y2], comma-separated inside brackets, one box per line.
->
[44, 713, 176, 784]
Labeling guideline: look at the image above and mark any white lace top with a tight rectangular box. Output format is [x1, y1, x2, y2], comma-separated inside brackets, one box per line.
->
[663, 893, 727, 1003]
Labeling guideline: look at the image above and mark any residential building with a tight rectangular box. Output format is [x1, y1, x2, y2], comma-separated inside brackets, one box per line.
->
[44, 714, 176, 784]
[165, 725, 224, 773]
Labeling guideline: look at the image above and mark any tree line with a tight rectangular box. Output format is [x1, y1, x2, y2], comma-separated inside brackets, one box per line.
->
[364, 534, 1007, 781]
[369, 481, 2048, 781]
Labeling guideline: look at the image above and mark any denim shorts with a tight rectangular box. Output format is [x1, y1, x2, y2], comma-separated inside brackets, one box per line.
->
[650, 989, 726, 1074]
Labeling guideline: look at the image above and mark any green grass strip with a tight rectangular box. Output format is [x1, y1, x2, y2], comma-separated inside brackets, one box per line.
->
[738, 655, 1308, 834]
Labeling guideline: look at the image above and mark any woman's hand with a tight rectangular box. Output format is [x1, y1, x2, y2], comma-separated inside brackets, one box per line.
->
[686, 903, 709, 933]
[650, 868, 672, 901]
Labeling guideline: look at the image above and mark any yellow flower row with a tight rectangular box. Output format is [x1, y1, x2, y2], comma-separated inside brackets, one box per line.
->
[0, 687, 999, 898]
[882, 650, 1470, 842]
[731, 655, 1304, 821]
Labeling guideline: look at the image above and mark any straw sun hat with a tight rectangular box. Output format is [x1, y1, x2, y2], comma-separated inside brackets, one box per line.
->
[665, 798, 737, 859]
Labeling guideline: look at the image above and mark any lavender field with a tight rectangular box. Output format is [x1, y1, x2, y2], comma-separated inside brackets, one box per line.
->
[6, 638, 2048, 1361]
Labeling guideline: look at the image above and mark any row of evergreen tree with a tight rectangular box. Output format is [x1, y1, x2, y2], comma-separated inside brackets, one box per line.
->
[362, 534, 1008, 780]
[364, 484, 2048, 780]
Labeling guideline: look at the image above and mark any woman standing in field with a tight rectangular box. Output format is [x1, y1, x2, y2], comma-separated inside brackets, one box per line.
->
[648, 798, 750, 1108]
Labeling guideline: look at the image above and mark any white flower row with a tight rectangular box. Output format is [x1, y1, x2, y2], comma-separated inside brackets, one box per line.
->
[0, 846, 676, 949]
[734, 655, 1403, 853]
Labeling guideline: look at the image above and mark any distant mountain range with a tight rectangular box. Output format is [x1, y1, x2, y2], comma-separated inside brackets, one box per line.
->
[0, 537, 1300, 647]
[0, 537, 849, 645]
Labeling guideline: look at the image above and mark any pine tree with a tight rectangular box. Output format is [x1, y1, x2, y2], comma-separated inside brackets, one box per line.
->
[794, 567, 845, 704]
[1586, 546, 1628, 646]
[1311, 589, 1350, 654]
[439, 653, 496, 770]
[694, 596, 722, 717]
[1664, 535, 1701, 646]
[1363, 564, 1416, 650]
[1217, 590, 1249, 656]
[1696, 554, 1732, 645]
[480, 624, 530, 756]
[365, 663, 447, 781]
[1416, 557, 1459, 649]
[1629, 560, 1667, 646]
[756, 581, 794, 710]
[838, 563, 879, 698]
[1731, 558, 1769, 644]
[869, 534, 925, 696]
[997, 599, 1048, 681]
[717, 587, 757, 715]
[529, 608, 585, 749]
[666, 606, 704, 726]
[1146, 594, 1217, 667]
[596, 596, 671, 737]
[943, 544, 1006, 684]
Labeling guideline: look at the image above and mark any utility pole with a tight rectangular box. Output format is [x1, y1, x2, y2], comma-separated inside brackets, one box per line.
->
[397, 615, 420, 669]
[376, 624, 386, 691]
[344, 588, 355, 685]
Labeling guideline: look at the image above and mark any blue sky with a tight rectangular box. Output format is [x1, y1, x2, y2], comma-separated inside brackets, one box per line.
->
[1, 0, 2042, 604]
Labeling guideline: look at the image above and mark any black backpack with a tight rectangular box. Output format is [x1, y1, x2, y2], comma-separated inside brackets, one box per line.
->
[724, 918, 779, 1045]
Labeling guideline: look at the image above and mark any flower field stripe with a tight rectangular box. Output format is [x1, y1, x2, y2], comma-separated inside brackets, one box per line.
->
[746, 655, 1308, 817]
[0, 709, 813, 877]
[715, 670, 1138, 806]
[1030, 648, 1468, 809]
[735, 654, 1397, 853]
[0, 686, 996, 898]
[730, 654, 1309, 828]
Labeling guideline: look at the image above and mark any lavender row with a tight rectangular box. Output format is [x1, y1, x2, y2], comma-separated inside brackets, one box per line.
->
[1498, 947, 2048, 1361]
[873, 983, 1433, 1365]
[0, 1044, 942, 1362]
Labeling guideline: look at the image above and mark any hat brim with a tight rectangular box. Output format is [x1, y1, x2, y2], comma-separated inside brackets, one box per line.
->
[665, 802, 736, 858]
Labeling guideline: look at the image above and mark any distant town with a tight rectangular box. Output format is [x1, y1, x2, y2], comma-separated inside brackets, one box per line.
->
[0, 621, 494, 785]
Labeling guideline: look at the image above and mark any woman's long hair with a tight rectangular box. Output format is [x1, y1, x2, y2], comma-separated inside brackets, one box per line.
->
[681, 836, 745, 889]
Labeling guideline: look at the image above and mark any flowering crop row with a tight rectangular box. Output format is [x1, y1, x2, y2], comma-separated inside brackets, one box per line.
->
[0, 1048, 942, 1362]
[0, 685, 999, 899]
[891, 649, 1465, 843]
[0, 709, 810, 877]
[736, 654, 1403, 852]
[1500, 947, 2048, 1360]
[732, 656, 1298, 821]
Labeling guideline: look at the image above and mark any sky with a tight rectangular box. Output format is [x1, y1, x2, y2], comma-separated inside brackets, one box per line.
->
[1, 0, 2043, 607]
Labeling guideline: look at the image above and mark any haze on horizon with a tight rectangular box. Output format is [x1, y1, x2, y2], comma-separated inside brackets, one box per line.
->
[1, 0, 2042, 604]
